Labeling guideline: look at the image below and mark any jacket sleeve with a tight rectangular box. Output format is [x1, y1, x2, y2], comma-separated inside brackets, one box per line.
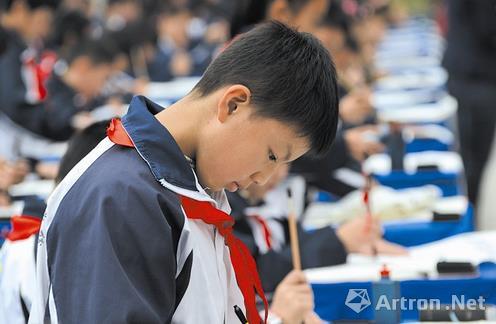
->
[46, 177, 178, 323]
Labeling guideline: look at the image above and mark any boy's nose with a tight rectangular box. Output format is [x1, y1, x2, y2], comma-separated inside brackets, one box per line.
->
[250, 166, 276, 186]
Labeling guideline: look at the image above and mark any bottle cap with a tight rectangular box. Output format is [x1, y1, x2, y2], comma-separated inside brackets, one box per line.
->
[380, 264, 391, 278]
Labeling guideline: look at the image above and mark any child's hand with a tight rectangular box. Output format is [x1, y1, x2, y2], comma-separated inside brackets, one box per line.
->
[0, 159, 29, 190]
[304, 311, 324, 324]
[337, 217, 408, 255]
[170, 51, 192, 77]
[270, 270, 315, 324]
[339, 88, 372, 125]
[344, 125, 385, 161]
[374, 238, 408, 256]
[337, 216, 382, 254]
[72, 112, 95, 130]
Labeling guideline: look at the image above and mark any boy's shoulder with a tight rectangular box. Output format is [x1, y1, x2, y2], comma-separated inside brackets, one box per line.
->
[52, 141, 185, 231]
[65, 142, 176, 204]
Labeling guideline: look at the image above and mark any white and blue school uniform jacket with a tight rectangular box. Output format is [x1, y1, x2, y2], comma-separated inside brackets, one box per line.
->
[29, 96, 245, 323]
[0, 197, 46, 324]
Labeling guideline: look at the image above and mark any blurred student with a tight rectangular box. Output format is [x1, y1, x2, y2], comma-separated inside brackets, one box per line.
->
[229, 163, 406, 292]
[42, 39, 118, 141]
[0, 0, 60, 159]
[443, 0, 496, 205]
[0, 120, 109, 323]
[265, 0, 330, 33]
[0, 196, 46, 324]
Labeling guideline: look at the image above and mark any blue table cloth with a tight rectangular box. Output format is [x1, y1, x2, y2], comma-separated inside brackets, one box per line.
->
[374, 170, 463, 197]
[383, 205, 474, 247]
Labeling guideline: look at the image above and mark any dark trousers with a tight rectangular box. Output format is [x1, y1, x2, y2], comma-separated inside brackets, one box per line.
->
[448, 77, 496, 205]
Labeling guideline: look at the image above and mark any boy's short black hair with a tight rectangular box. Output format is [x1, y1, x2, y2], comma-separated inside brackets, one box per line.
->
[3, 0, 60, 11]
[65, 38, 119, 66]
[193, 21, 339, 156]
[49, 10, 90, 49]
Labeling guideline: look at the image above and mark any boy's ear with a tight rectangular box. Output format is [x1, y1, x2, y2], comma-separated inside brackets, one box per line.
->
[217, 84, 251, 123]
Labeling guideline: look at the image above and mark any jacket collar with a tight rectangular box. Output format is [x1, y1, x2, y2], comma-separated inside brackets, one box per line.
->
[121, 95, 230, 211]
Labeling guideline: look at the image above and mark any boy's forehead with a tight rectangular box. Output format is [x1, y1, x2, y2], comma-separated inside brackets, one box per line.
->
[249, 112, 308, 141]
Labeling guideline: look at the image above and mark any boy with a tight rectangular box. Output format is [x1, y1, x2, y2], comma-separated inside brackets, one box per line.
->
[42, 39, 117, 141]
[0, 0, 59, 159]
[29, 21, 339, 323]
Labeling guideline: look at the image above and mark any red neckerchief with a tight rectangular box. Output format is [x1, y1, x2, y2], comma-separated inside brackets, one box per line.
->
[7, 215, 42, 241]
[107, 118, 268, 323]
[251, 215, 273, 249]
[23, 50, 57, 102]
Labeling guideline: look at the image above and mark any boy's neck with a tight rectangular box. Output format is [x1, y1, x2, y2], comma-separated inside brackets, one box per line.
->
[154, 92, 210, 161]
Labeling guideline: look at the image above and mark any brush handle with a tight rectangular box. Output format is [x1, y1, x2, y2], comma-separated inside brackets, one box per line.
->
[288, 212, 301, 271]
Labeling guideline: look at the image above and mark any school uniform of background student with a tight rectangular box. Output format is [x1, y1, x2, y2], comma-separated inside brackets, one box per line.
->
[0, 119, 112, 324]
[0, 197, 46, 324]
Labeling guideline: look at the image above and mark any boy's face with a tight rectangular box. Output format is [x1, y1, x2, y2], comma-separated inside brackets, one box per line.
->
[195, 85, 310, 193]
[28, 7, 53, 41]
[7, 1, 54, 42]
[294, 0, 330, 31]
[70, 58, 113, 98]
[314, 26, 347, 71]
[268, 0, 329, 31]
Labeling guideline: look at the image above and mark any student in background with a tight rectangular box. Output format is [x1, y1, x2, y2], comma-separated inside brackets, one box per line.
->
[42, 39, 118, 141]
[443, 0, 496, 205]
[0, 120, 109, 324]
[0, 196, 46, 324]
[230, 164, 406, 292]
[264, 0, 330, 33]
[0, 0, 60, 159]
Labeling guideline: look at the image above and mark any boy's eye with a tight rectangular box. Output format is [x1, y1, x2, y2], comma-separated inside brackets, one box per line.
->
[269, 150, 277, 162]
